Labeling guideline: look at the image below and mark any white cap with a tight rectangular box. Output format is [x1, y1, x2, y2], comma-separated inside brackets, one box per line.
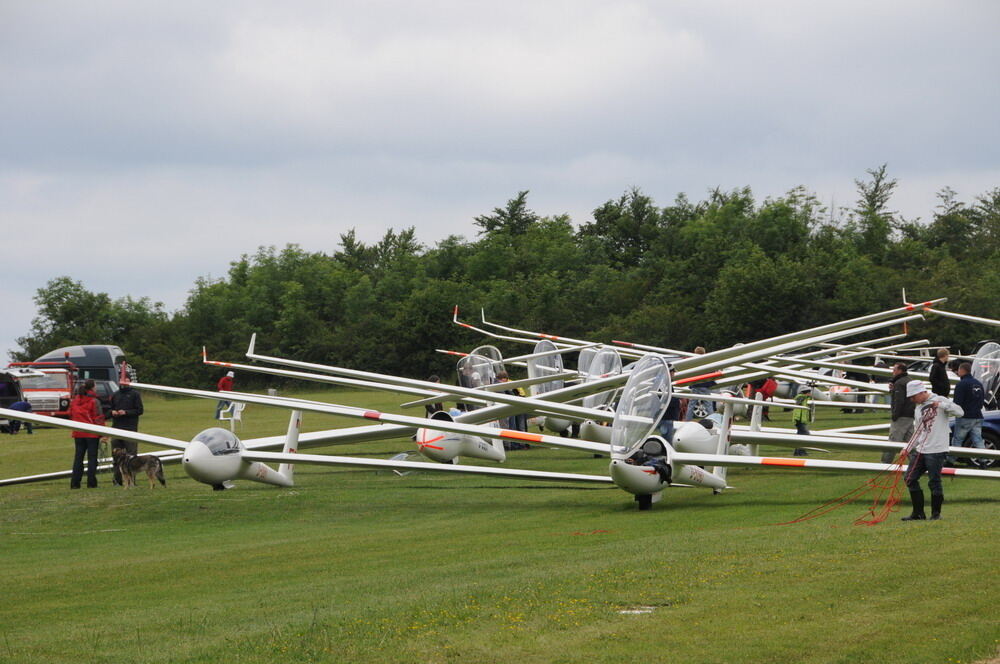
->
[906, 381, 928, 398]
[226, 371, 235, 378]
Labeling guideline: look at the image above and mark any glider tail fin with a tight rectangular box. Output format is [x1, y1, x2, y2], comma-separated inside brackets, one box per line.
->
[278, 410, 301, 483]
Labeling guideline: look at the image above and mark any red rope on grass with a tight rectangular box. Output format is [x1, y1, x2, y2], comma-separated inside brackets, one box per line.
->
[780, 403, 939, 526]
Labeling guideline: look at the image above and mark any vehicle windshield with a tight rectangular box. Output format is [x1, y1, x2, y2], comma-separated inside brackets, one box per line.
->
[19, 373, 70, 390]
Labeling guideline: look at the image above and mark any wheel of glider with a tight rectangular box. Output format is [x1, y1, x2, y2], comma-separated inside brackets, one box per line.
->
[636, 494, 653, 511]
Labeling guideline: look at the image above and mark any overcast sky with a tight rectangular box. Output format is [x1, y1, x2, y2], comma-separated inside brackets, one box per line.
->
[3, 1, 998, 361]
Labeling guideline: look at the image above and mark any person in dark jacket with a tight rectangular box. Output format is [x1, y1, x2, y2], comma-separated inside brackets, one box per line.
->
[929, 348, 951, 397]
[883, 363, 916, 463]
[110, 374, 144, 485]
[7, 399, 33, 435]
[950, 362, 986, 457]
[69, 381, 105, 489]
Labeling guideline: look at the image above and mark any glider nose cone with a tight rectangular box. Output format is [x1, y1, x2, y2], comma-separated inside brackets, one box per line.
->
[182, 439, 214, 483]
[182, 437, 242, 485]
[609, 459, 666, 495]
[415, 428, 456, 463]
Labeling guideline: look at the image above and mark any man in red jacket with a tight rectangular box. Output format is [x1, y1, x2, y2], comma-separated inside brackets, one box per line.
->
[69, 380, 105, 488]
[215, 371, 235, 420]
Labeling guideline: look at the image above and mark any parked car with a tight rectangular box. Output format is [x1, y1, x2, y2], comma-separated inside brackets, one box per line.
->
[951, 409, 999, 469]
[0, 367, 45, 432]
[7, 361, 77, 418]
[34, 345, 130, 384]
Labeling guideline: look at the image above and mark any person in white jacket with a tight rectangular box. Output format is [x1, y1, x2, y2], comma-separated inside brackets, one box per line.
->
[901, 381, 964, 521]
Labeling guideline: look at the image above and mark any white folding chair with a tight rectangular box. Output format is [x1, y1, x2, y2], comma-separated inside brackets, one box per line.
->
[218, 402, 245, 431]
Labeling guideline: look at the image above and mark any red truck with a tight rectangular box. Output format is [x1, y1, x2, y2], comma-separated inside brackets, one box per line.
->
[6, 361, 78, 418]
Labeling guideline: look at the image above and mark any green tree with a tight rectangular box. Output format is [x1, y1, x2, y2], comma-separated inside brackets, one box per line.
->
[473, 191, 540, 236]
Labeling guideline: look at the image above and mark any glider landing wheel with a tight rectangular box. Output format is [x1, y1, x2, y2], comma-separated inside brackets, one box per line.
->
[636, 494, 653, 511]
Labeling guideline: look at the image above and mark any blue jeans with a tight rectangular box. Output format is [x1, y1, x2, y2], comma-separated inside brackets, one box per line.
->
[658, 419, 675, 442]
[951, 418, 984, 448]
[905, 452, 946, 495]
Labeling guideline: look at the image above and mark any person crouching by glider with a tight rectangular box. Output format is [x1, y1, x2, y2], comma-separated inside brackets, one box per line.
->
[901, 382, 963, 521]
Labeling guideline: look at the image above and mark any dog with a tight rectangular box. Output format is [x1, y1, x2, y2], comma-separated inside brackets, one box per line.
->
[112, 448, 166, 489]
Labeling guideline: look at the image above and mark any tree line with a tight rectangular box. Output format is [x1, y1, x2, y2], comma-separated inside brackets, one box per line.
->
[13, 166, 1000, 388]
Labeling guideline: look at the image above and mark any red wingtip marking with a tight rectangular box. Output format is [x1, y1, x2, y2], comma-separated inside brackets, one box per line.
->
[363, 410, 381, 420]
[612, 340, 632, 347]
[941, 468, 957, 475]
[675, 370, 724, 386]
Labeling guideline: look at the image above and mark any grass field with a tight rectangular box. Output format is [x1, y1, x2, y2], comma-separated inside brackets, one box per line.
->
[1, 389, 997, 663]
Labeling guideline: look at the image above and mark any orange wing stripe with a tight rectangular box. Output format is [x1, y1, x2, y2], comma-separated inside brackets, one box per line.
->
[761, 458, 807, 467]
[501, 430, 544, 442]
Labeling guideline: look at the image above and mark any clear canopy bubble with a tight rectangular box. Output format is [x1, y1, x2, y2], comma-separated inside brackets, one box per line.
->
[582, 348, 623, 410]
[578, 347, 597, 375]
[610, 354, 672, 457]
[973, 342, 1000, 407]
[527, 339, 565, 396]
[470, 345, 504, 376]
[192, 427, 243, 456]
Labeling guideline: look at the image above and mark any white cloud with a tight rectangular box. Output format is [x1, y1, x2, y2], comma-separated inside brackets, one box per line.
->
[2, 0, 998, 360]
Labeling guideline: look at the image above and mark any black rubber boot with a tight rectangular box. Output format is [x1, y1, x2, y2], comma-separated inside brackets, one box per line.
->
[930, 493, 943, 520]
[901, 490, 926, 521]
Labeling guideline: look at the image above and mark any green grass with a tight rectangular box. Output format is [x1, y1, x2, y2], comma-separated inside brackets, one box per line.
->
[1, 389, 997, 663]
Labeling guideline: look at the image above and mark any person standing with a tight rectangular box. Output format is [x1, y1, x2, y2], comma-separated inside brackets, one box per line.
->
[901, 382, 963, 521]
[69, 381, 105, 489]
[950, 362, 986, 461]
[791, 386, 813, 456]
[883, 363, 916, 464]
[110, 373, 144, 485]
[215, 371, 235, 420]
[929, 348, 951, 397]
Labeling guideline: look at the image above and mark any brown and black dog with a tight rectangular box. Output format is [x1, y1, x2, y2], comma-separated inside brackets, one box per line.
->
[112, 448, 166, 489]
